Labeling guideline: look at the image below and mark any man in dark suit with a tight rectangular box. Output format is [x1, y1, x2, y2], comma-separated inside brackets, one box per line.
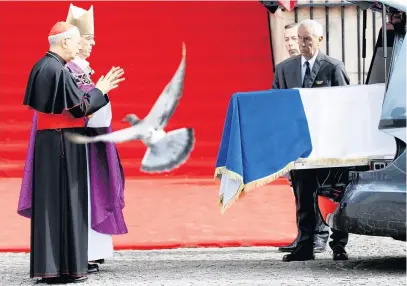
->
[278, 22, 331, 255]
[272, 19, 350, 262]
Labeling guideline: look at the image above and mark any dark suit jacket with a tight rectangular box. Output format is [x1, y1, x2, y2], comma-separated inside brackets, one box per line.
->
[272, 51, 350, 89]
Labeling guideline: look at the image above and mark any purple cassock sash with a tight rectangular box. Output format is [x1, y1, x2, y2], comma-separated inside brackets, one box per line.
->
[17, 61, 128, 235]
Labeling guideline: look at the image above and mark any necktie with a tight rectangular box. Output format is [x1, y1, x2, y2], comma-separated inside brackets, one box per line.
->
[302, 61, 311, 88]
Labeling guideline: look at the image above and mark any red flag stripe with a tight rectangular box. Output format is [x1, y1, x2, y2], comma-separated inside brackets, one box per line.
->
[277, 0, 298, 11]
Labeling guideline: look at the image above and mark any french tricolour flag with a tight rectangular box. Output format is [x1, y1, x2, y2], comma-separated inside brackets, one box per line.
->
[215, 83, 397, 212]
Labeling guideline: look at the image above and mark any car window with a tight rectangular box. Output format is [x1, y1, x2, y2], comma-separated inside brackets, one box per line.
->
[379, 36, 406, 129]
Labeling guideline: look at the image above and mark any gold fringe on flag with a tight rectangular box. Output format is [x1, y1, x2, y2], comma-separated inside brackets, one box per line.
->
[296, 157, 370, 166]
[214, 161, 295, 213]
[214, 157, 371, 213]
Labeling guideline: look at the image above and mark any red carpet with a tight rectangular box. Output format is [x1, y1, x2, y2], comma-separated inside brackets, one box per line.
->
[0, 178, 296, 252]
[0, 1, 273, 178]
[0, 2, 294, 253]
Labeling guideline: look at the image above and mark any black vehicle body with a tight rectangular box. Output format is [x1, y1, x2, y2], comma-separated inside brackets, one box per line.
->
[324, 1, 406, 241]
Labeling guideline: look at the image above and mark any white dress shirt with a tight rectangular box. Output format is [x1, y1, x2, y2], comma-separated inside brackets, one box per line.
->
[301, 50, 319, 83]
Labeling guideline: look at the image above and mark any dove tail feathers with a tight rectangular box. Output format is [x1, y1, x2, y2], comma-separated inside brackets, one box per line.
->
[64, 132, 95, 144]
[141, 128, 195, 173]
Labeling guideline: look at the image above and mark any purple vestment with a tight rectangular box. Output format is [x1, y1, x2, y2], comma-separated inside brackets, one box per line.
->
[17, 61, 128, 235]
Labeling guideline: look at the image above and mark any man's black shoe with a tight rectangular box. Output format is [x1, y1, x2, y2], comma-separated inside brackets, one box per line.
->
[278, 239, 327, 253]
[38, 276, 88, 284]
[88, 263, 99, 273]
[333, 251, 348, 261]
[282, 246, 315, 262]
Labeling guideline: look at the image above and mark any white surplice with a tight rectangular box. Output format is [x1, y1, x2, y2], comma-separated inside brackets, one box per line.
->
[73, 57, 114, 261]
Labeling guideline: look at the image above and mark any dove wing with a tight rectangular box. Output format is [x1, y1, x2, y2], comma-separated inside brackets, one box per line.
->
[66, 125, 147, 144]
[143, 43, 186, 129]
[90, 126, 145, 143]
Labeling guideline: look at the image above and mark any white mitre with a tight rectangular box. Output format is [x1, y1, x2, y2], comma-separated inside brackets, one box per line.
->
[66, 3, 94, 35]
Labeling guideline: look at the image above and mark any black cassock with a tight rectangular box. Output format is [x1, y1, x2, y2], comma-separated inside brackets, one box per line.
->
[23, 51, 109, 278]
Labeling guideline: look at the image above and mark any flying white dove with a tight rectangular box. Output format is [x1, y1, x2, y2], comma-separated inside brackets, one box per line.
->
[65, 43, 195, 173]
